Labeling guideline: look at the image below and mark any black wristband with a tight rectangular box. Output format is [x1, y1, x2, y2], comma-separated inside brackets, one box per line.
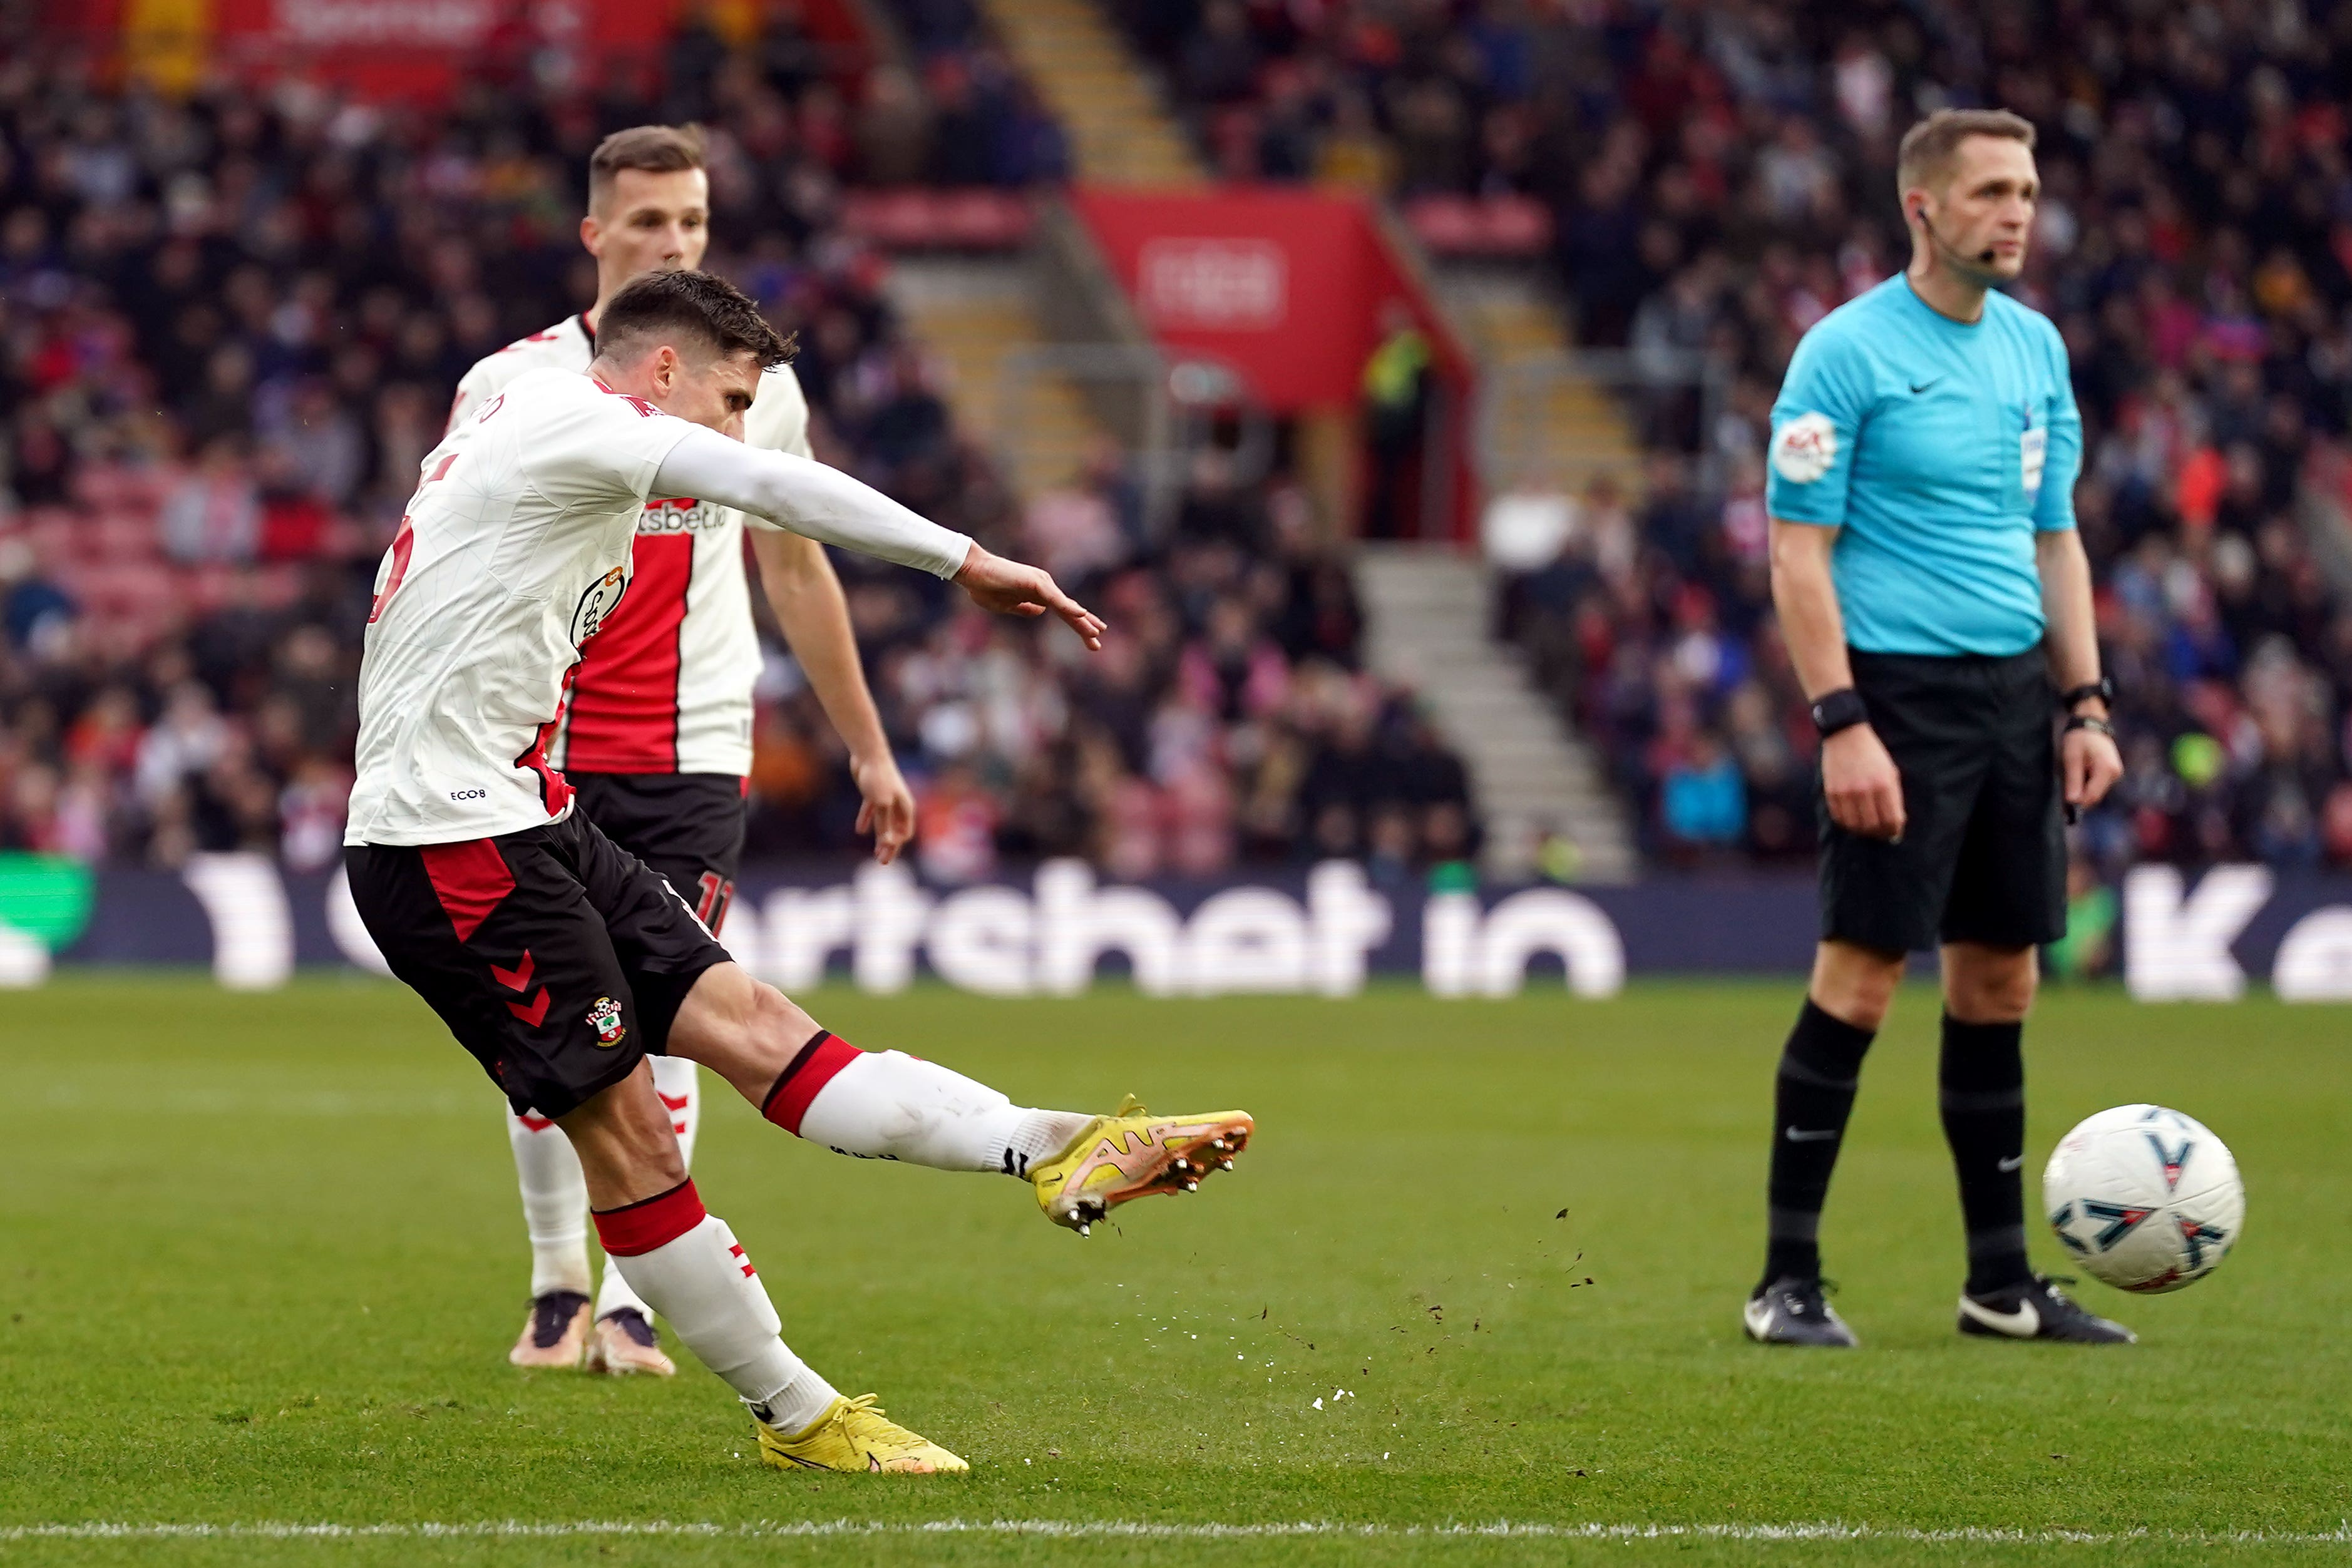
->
[1810, 687, 1868, 737]
[2060, 677, 2113, 712]
[2063, 714, 2113, 738]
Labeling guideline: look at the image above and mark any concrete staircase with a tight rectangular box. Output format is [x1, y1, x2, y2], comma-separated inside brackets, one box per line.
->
[1355, 545, 1636, 883]
[978, 0, 1202, 186]
[1435, 266, 1644, 499]
[883, 257, 1104, 501]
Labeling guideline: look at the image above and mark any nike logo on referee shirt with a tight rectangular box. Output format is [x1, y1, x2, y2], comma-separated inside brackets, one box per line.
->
[1909, 377, 1944, 394]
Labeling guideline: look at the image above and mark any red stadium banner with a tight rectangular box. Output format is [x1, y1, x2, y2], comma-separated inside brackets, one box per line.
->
[1071, 187, 1477, 540]
[1074, 187, 1472, 409]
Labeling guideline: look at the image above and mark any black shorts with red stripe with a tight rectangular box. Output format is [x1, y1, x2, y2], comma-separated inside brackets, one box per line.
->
[567, 771, 745, 935]
[346, 811, 731, 1119]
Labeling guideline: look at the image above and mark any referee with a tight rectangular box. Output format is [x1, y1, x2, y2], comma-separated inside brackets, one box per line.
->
[1743, 110, 2132, 1348]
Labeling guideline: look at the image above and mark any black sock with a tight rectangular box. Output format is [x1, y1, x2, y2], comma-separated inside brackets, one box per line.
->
[1762, 999, 1875, 1288]
[1941, 1013, 2031, 1296]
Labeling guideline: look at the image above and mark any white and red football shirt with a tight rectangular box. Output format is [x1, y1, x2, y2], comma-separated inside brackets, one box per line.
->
[446, 313, 813, 779]
[347, 369, 697, 847]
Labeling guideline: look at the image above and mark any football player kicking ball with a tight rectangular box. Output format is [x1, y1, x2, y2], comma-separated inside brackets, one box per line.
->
[347, 269, 1252, 1473]
[444, 124, 922, 1379]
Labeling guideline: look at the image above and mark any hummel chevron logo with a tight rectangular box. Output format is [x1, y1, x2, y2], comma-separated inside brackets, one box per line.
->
[1784, 1127, 1839, 1142]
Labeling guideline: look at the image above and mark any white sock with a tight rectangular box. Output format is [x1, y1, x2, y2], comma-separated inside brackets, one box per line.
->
[593, 1055, 701, 1321]
[506, 1103, 593, 1298]
[775, 1038, 1090, 1175]
[597, 1182, 839, 1433]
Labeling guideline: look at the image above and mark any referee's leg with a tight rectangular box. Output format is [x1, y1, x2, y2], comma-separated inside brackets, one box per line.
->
[1775, 940, 1906, 1267]
[1938, 941, 2038, 1298]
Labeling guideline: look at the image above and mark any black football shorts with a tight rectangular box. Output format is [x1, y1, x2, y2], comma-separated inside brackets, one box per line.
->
[567, 771, 746, 934]
[1817, 648, 2067, 955]
[346, 811, 731, 1119]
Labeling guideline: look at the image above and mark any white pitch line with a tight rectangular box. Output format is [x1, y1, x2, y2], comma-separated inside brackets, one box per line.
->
[3, 1520, 2348, 1546]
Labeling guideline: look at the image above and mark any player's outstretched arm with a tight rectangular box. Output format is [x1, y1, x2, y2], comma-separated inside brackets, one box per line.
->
[654, 424, 969, 574]
[654, 426, 1104, 648]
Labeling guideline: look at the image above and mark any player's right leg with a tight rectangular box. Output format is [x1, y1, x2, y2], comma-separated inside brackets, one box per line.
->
[342, 822, 961, 1471]
[560, 1061, 964, 1472]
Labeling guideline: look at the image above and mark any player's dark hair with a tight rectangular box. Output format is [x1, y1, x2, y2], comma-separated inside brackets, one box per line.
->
[588, 124, 706, 210]
[1896, 108, 2036, 196]
[595, 270, 796, 371]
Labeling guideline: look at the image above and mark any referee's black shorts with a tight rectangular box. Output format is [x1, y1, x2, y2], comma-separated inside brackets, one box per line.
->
[1818, 648, 2066, 956]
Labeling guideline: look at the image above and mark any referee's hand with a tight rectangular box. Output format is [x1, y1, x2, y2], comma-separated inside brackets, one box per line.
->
[1823, 725, 1906, 841]
[2062, 722, 2124, 816]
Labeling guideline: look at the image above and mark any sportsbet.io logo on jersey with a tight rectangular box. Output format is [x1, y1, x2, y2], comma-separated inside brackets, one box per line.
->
[569, 566, 628, 647]
[1772, 411, 1839, 484]
[639, 497, 731, 535]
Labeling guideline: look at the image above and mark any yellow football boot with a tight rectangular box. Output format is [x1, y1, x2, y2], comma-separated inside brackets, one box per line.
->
[755, 1395, 968, 1474]
[1030, 1096, 1254, 1235]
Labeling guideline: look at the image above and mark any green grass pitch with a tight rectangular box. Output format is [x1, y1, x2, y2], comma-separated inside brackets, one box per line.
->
[1, 976, 2346, 1566]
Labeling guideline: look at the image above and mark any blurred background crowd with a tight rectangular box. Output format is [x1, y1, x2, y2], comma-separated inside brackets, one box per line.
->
[0, 0, 1464, 881]
[4, 0, 2352, 904]
[1117, 0, 2352, 876]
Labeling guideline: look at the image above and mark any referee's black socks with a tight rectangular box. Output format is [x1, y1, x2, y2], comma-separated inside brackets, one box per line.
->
[1940, 1014, 2033, 1296]
[1761, 999, 1874, 1287]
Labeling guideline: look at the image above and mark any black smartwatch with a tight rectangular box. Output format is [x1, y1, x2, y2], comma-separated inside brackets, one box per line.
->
[2060, 676, 2114, 712]
[1810, 687, 1868, 737]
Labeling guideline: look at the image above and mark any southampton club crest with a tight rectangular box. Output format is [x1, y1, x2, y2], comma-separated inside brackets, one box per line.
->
[587, 995, 626, 1047]
[569, 566, 629, 647]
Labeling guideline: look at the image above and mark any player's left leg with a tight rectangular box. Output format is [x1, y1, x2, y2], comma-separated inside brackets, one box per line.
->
[665, 965, 1252, 1235]
[578, 817, 1253, 1235]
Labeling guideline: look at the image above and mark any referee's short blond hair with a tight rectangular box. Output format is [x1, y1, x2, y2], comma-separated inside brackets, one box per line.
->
[1896, 108, 2035, 198]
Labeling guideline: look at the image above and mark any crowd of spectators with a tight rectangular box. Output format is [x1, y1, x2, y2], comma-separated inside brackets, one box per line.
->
[0, 13, 1471, 879]
[1126, 0, 2352, 877]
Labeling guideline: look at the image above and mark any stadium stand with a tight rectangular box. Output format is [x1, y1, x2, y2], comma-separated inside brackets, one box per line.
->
[12, 0, 2352, 886]
[1119, 0, 2352, 873]
[0, 25, 1472, 878]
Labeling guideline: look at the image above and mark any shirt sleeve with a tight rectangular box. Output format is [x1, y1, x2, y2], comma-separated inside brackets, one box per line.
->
[651, 423, 973, 578]
[1765, 322, 1874, 528]
[2033, 322, 2083, 533]
[445, 357, 497, 434]
[521, 379, 697, 513]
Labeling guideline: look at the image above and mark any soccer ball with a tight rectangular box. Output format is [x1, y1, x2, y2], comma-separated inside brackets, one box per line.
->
[2044, 1105, 2243, 1294]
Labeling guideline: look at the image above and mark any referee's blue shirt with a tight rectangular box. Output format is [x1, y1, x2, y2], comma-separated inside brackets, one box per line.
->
[1765, 274, 2082, 658]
